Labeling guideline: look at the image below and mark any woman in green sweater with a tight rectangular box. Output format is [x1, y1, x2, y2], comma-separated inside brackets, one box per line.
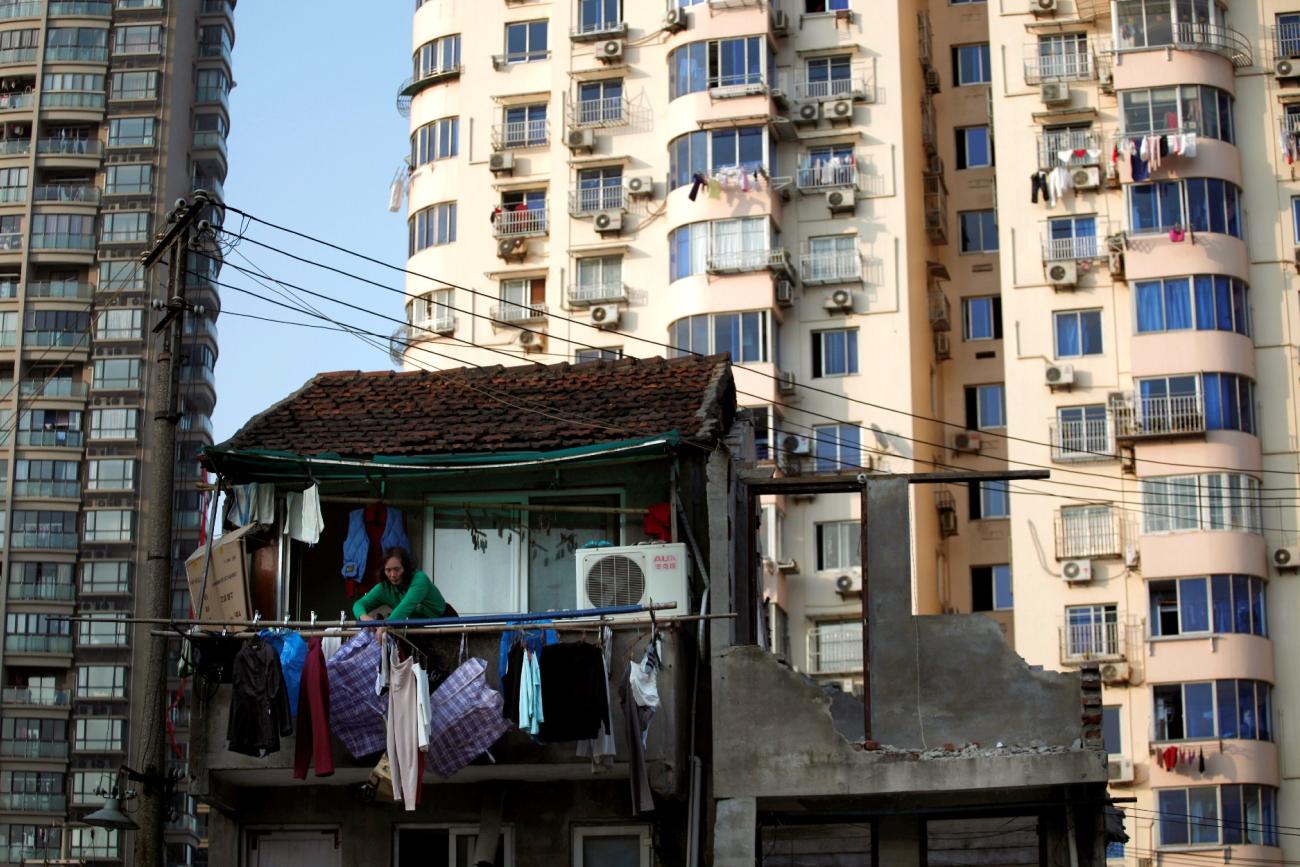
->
[353, 547, 450, 642]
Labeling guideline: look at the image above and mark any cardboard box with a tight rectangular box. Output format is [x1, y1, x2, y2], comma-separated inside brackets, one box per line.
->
[184, 523, 258, 630]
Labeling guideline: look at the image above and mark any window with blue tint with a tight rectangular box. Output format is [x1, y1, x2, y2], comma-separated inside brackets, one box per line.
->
[1154, 575, 1266, 637]
[1200, 373, 1255, 434]
[577, 79, 623, 125]
[1185, 683, 1215, 738]
[1128, 181, 1183, 232]
[411, 116, 459, 166]
[971, 480, 1009, 519]
[811, 328, 859, 377]
[504, 20, 548, 63]
[806, 54, 852, 94]
[1292, 197, 1300, 242]
[710, 127, 765, 172]
[959, 210, 998, 253]
[1158, 785, 1279, 847]
[577, 0, 621, 33]
[1102, 706, 1122, 754]
[1157, 790, 1189, 845]
[812, 423, 859, 472]
[668, 223, 708, 281]
[964, 383, 1006, 429]
[955, 126, 992, 169]
[1053, 309, 1103, 358]
[669, 131, 708, 190]
[503, 104, 547, 148]
[1186, 275, 1251, 335]
[1174, 178, 1244, 237]
[962, 296, 1001, 341]
[806, 0, 851, 10]
[675, 0, 707, 6]
[414, 34, 461, 78]
[992, 564, 1012, 608]
[1105, 841, 1125, 860]
[952, 43, 991, 85]
[408, 202, 457, 254]
[1047, 215, 1097, 259]
[1148, 575, 1210, 635]
[666, 311, 769, 361]
[1134, 277, 1192, 332]
[970, 564, 1012, 610]
[668, 37, 763, 98]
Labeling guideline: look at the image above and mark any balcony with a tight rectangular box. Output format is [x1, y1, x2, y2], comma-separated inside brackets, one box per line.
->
[180, 364, 215, 388]
[0, 793, 66, 812]
[8, 577, 75, 599]
[4, 634, 73, 653]
[1112, 393, 1205, 440]
[1054, 506, 1126, 560]
[192, 130, 227, 155]
[0, 739, 69, 759]
[927, 286, 951, 332]
[1037, 129, 1105, 170]
[0, 139, 29, 156]
[0, 231, 19, 251]
[1041, 233, 1103, 263]
[490, 302, 547, 324]
[0, 2, 40, 18]
[568, 185, 626, 217]
[35, 138, 99, 157]
[492, 206, 548, 238]
[1, 687, 70, 707]
[923, 171, 947, 245]
[1049, 417, 1115, 462]
[1272, 23, 1300, 63]
[0, 92, 33, 111]
[568, 95, 629, 129]
[799, 251, 862, 285]
[198, 40, 232, 65]
[1023, 49, 1095, 84]
[570, 17, 626, 40]
[0, 47, 37, 66]
[44, 47, 108, 63]
[490, 120, 549, 151]
[568, 281, 626, 306]
[9, 532, 79, 550]
[1115, 22, 1252, 67]
[27, 280, 92, 299]
[708, 72, 774, 100]
[1058, 617, 1129, 665]
[920, 99, 937, 155]
[12, 480, 80, 499]
[24, 330, 85, 350]
[33, 184, 98, 204]
[29, 233, 95, 251]
[398, 64, 463, 101]
[792, 71, 874, 103]
[704, 247, 793, 277]
[0, 185, 24, 204]
[795, 158, 863, 193]
[50, 0, 111, 13]
[40, 91, 103, 109]
[17, 430, 84, 446]
[193, 86, 229, 109]
[805, 622, 863, 675]
[19, 380, 86, 399]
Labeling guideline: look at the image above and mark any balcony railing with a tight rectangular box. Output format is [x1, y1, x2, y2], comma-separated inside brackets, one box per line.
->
[32, 184, 97, 204]
[0, 232, 19, 251]
[1038, 129, 1105, 169]
[30, 233, 95, 251]
[412, 314, 454, 336]
[0, 739, 69, 759]
[568, 185, 626, 216]
[27, 280, 92, 299]
[792, 73, 873, 102]
[708, 72, 772, 99]
[1272, 23, 1300, 61]
[50, 0, 111, 12]
[0, 92, 33, 111]
[12, 480, 80, 499]
[0, 2, 40, 18]
[8, 578, 75, 599]
[0, 793, 66, 812]
[796, 159, 861, 192]
[567, 281, 626, 305]
[19, 380, 86, 399]
[1059, 618, 1126, 664]
[0, 185, 24, 203]
[1113, 393, 1205, 439]
[0, 47, 36, 65]
[490, 302, 547, 324]
[927, 286, 951, 331]
[706, 247, 793, 275]
[492, 206, 548, 238]
[192, 130, 227, 154]
[1042, 234, 1102, 262]
[3, 634, 73, 653]
[17, 430, 84, 446]
[806, 623, 863, 675]
[398, 65, 464, 100]
[491, 120, 549, 151]
[570, 17, 626, 39]
[0, 139, 29, 155]
[799, 251, 862, 285]
[1050, 418, 1115, 462]
[1023, 49, 1094, 84]
[1055, 507, 1125, 559]
[1115, 22, 1252, 67]
[1, 687, 69, 706]
[9, 531, 79, 550]
[44, 47, 108, 63]
[1282, 113, 1300, 138]
[35, 137, 98, 156]
[40, 91, 103, 109]
[569, 96, 628, 129]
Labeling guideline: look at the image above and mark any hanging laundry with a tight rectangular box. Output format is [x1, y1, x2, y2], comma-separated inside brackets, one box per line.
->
[424, 656, 511, 778]
[576, 626, 617, 767]
[1030, 171, 1049, 204]
[1197, 747, 1205, 773]
[414, 663, 432, 751]
[260, 629, 308, 718]
[1128, 139, 1149, 182]
[326, 631, 388, 759]
[385, 646, 425, 811]
[629, 636, 664, 749]
[538, 642, 610, 743]
[227, 635, 293, 758]
[497, 624, 559, 683]
[1056, 149, 1075, 166]
[283, 485, 323, 545]
[622, 667, 655, 814]
[518, 648, 544, 736]
[293, 637, 335, 779]
[687, 172, 706, 201]
[1180, 132, 1197, 158]
[1046, 165, 1072, 207]
[1162, 745, 1178, 770]
[706, 178, 722, 199]
[341, 504, 411, 596]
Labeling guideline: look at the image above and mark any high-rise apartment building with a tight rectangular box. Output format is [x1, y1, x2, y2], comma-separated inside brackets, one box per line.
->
[0, 0, 231, 864]
[400, 0, 1296, 863]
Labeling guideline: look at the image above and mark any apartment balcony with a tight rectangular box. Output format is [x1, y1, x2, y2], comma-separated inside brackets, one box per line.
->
[2, 845, 62, 863]
[1054, 507, 1126, 560]
[0, 739, 69, 759]
[805, 622, 863, 675]
[568, 95, 630, 129]
[408, 314, 455, 338]
[12, 480, 80, 500]
[1, 687, 70, 707]
[568, 185, 626, 217]
[1058, 617, 1131, 666]
[1037, 129, 1105, 170]
[8, 577, 75, 600]
[49, 0, 112, 14]
[0, 47, 37, 66]
[29, 233, 95, 251]
[40, 91, 104, 110]
[3, 634, 73, 653]
[199, 0, 233, 18]
[1023, 49, 1095, 84]
[1041, 233, 1105, 263]
[32, 184, 98, 205]
[180, 365, 215, 391]
[1114, 23, 1252, 67]
[192, 130, 228, 159]
[36, 138, 99, 158]
[0, 793, 66, 813]
[923, 171, 947, 244]
[492, 206, 548, 238]
[569, 17, 627, 40]
[1049, 418, 1116, 462]
[398, 64, 463, 101]
[792, 71, 874, 103]
[567, 281, 626, 306]
[27, 280, 92, 299]
[708, 71, 776, 100]
[44, 47, 109, 63]
[490, 302, 547, 324]
[199, 39, 233, 67]
[1112, 393, 1206, 441]
[0, 231, 19, 252]
[0, 139, 29, 157]
[0, 92, 33, 112]
[0, 2, 40, 18]
[1272, 23, 1300, 63]
[705, 247, 794, 277]
[17, 430, 84, 447]
[927, 286, 951, 332]
[491, 120, 548, 151]
[795, 158, 863, 193]
[10, 531, 78, 551]
[799, 251, 863, 286]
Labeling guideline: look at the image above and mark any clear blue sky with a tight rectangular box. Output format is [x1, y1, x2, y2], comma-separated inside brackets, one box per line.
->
[213, 2, 413, 441]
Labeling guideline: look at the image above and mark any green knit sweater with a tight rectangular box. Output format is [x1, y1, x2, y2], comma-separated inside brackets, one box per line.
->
[352, 570, 447, 623]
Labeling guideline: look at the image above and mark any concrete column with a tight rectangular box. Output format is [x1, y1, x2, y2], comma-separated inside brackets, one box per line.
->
[712, 797, 757, 867]
[876, 815, 923, 866]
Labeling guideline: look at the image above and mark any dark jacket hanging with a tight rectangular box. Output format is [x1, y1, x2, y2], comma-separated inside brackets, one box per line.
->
[538, 642, 610, 742]
[227, 635, 293, 757]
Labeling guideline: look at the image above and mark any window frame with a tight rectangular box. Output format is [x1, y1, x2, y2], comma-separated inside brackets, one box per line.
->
[504, 19, 549, 64]
[961, 295, 1002, 341]
[1053, 308, 1104, 358]
[965, 383, 1007, 429]
[572, 825, 651, 867]
[816, 520, 861, 572]
[952, 42, 991, 86]
[954, 125, 993, 169]
[958, 209, 998, 253]
[971, 563, 1013, 611]
[811, 423, 860, 473]
[811, 328, 860, 378]
[392, 823, 516, 866]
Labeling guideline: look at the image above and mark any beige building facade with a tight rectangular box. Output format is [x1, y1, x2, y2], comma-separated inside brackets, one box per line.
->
[400, 0, 1297, 863]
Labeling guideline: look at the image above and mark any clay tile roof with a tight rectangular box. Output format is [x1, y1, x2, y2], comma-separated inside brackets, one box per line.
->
[220, 354, 735, 459]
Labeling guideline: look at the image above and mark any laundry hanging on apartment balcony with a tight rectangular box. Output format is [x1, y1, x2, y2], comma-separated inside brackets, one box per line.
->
[341, 503, 412, 598]
[283, 484, 323, 545]
[799, 153, 855, 187]
[294, 636, 335, 779]
[227, 633, 294, 758]
[576, 626, 617, 768]
[1281, 127, 1300, 165]
[259, 628, 308, 717]
[538, 641, 610, 743]
[424, 639, 511, 779]
[326, 630, 389, 759]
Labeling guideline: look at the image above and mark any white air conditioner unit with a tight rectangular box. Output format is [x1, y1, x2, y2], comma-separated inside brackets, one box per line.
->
[575, 543, 689, 617]
[517, 330, 545, 351]
[781, 433, 811, 455]
[934, 331, 951, 360]
[775, 279, 794, 307]
[772, 9, 791, 32]
[1108, 756, 1134, 784]
[593, 210, 623, 234]
[1034, 0, 1058, 11]
[834, 571, 861, 594]
[1045, 363, 1075, 388]
[625, 175, 654, 198]
[567, 128, 595, 152]
[599, 39, 625, 63]
[938, 508, 958, 536]
[795, 102, 822, 125]
[1099, 661, 1131, 685]
[497, 238, 526, 260]
[488, 152, 515, 175]
[825, 189, 854, 215]
[1072, 166, 1101, 190]
[823, 288, 853, 312]
[664, 8, 688, 32]
[951, 431, 982, 453]
[827, 98, 854, 122]
[589, 304, 620, 329]
[1040, 82, 1071, 105]
[1048, 260, 1078, 288]
[778, 370, 797, 395]
[1273, 546, 1300, 570]
[1276, 57, 1298, 78]
[1062, 558, 1092, 583]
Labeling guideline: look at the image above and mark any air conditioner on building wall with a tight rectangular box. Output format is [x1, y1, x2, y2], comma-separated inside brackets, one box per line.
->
[497, 238, 527, 260]
[781, 433, 811, 456]
[664, 8, 689, 31]
[590, 304, 620, 329]
[823, 289, 853, 313]
[594, 211, 623, 235]
[626, 176, 655, 198]
[934, 331, 951, 361]
[1099, 662, 1130, 685]
[517, 330, 545, 352]
[1033, 0, 1058, 12]
[1107, 756, 1134, 784]
[1048, 261, 1078, 289]
[575, 543, 689, 618]
[1040, 82, 1071, 105]
[1072, 167, 1101, 190]
[834, 571, 861, 594]
[778, 370, 797, 395]
[1062, 559, 1092, 583]
[598, 40, 625, 63]
[1276, 57, 1299, 78]
[1045, 363, 1075, 388]
[950, 431, 981, 453]
[567, 128, 595, 152]
[825, 189, 855, 215]
[775, 279, 795, 307]
[489, 152, 515, 175]
[795, 102, 822, 125]
[772, 10, 790, 32]
[1273, 546, 1300, 570]
[827, 99, 854, 123]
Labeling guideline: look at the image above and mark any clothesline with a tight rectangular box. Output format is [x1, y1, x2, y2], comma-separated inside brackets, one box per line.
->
[319, 495, 649, 516]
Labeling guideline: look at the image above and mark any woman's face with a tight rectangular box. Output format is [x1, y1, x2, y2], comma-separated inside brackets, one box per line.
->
[383, 556, 406, 586]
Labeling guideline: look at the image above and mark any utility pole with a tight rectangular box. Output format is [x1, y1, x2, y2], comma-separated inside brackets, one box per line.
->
[131, 194, 210, 865]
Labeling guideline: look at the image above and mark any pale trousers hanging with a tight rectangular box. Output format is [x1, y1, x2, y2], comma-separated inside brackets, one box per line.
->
[386, 653, 422, 811]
